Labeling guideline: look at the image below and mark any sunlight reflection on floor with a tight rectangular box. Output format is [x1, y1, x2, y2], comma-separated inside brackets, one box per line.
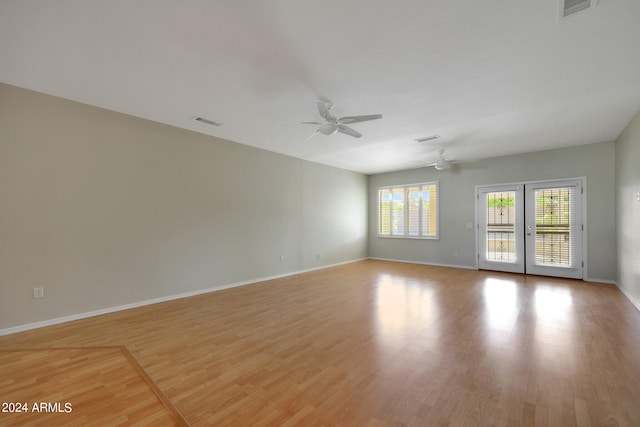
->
[533, 285, 576, 360]
[534, 286, 573, 320]
[374, 274, 438, 349]
[483, 278, 519, 332]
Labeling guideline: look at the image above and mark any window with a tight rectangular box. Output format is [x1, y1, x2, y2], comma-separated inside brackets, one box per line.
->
[378, 182, 438, 238]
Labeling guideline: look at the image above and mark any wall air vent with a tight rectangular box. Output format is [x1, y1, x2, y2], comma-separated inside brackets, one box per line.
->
[560, 0, 596, 19]
[415, 135, 441, 143]
[193, 116, 222, 126]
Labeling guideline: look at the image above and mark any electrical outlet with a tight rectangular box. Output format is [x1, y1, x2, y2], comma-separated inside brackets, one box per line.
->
[33, 287, 45, 299]
[280, 255, 285, 262]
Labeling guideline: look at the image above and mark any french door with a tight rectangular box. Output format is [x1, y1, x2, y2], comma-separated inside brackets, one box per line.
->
[477, 179, 584, 279]
[478, 185, 524, 273]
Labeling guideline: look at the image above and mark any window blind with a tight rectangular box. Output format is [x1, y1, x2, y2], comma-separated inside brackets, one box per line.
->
[533, 185, 579, 267]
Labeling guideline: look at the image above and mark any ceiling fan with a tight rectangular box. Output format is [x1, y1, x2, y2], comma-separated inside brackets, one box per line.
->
[302, 98, 382, 139]
[427, 149, 460, 170]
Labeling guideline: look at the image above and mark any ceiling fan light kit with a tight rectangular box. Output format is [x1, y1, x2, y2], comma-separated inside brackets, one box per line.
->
[434, 161, 450, 171]
[302, 99, 382, 139]
[427, 149, 459, 171]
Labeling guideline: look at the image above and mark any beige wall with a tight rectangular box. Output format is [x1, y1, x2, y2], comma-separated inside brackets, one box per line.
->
[368, 142, 617, 282]
[616, 109, 640, 308]
[0, 84, 368, 330]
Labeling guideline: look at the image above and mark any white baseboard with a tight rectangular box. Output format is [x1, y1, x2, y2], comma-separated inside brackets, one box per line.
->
[368, 257, 477, 270]
[583, 277, 617, 285]
[0, 258, 367, 336]
[368, 259, 628, 289]
[617, 284, 640, 312]
[560, 277, 640, 313]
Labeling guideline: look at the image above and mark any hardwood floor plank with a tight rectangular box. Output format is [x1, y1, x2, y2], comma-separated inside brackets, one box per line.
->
[0, 347, 186, 426]
[1, 260, 640, 425]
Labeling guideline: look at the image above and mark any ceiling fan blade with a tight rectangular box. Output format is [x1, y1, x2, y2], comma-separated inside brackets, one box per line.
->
[411, 161, 437, 169]
[337, 125, 362, 138]
[301, 121, 322, 125]
[318, 96, 333, 110]
[304, 129, 320, 142]
[338, 114, 383, 124]
[317, 100, 336, 123]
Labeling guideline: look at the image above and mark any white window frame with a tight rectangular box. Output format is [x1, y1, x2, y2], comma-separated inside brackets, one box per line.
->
[377, 181, 439, 239]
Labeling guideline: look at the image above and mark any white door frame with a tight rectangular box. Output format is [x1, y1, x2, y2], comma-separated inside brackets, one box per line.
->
[475, 177, 587, 279]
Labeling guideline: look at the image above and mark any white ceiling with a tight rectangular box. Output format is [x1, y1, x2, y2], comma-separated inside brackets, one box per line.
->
[1, 1, 639, 174]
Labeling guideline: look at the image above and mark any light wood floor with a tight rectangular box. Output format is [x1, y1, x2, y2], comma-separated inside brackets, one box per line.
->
[1, 260, 639, 426]
[0, 347, 187, 426]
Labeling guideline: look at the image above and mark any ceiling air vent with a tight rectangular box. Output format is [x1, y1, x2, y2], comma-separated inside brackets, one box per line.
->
[560, 0, 596, 19]
[415, 135, 441, 143]
[193, 116, 222, 126]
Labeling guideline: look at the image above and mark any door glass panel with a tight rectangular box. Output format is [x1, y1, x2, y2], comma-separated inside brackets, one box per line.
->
[534, 187, 572, 266]
[485, 191, 516, 263]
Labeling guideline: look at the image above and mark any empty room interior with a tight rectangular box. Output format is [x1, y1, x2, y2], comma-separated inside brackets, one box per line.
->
[1, 1, 640, 426]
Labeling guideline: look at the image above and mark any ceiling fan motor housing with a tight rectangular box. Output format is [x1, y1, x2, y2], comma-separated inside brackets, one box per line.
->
[320, 123, 338, 135]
